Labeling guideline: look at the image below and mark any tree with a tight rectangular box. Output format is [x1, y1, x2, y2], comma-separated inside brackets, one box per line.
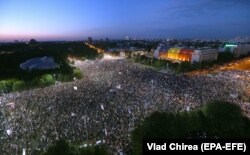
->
[29, 39, 38, 45]
[0, 79, 16, 92]
[176, 62, 192, 73]
[12, 80, 26, 91]
[40, 140, 109, 155]
[204, 101, 249, 138]
[218, 52, 234, 63]
[0, 42, 99, 92]
[73, 69, 83, 79]
[57, 73, 72, 82]
[41, 140, 78, 155]
[38, 74, 55, 86]
[131, 101, 250, 155]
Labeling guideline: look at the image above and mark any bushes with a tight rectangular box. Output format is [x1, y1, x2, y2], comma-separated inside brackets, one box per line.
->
[73, 69, 83, 79]
[40, 140, 109, 155]
[218, 52, 234, 63]
[176, 62, 193, 73]
[41, 140, 78, 155]
[0, 79, 25, 92]
[57, 73, 73, 82]
[37, 74, 55, 86]
[203, 101, 247, 137]
[12, 80, 26, 91]
[0, 70, 83, 93]
[152, 59, 167, 68]
[0, 73, 74, 92]
[133, 52, 237, 74]
[0, 80, 14, 92]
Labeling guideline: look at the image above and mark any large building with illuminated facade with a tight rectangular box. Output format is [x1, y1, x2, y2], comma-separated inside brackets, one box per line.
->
[154, 44, 218, 63]
[219, 43, 250, 57]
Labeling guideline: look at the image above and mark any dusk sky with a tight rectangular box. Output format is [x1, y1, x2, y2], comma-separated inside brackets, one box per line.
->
[0, 0, 250, 41]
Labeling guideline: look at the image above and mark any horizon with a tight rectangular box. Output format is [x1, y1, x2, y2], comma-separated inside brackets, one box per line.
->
[0, 0, 250, 41]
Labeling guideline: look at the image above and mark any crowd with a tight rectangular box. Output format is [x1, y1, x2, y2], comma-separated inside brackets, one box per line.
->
[0, 59, 250, 154]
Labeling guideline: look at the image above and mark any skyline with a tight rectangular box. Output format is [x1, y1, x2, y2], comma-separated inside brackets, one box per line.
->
[0, 0, 250, 41]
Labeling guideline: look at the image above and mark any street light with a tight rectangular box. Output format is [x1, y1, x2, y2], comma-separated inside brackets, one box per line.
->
[22, 148, 26, 155]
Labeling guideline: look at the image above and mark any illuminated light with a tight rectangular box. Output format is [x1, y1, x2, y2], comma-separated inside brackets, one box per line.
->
[102, 54, 125, 60]
[101, 104, 104, 110]
[22, 148, 26, 155]
[6, 129, 12, 136]
[116, 84, 121, 89]
[104, 128, 108, 136]
[225, 44, 237, 47]
[6, 102, 15, 108]
[71, 112, 76, 117]
[96, 140, 105, 145]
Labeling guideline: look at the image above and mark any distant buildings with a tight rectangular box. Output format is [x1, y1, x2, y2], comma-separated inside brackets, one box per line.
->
[154, 43, 218, 63]
[87, 37, 93, 44]
[154, 41, 250, 63]
[29, 39, 37, 44]
[192, 48, 218, 63]
[219, 43, 250, 57]
[153, 43, 169, 59]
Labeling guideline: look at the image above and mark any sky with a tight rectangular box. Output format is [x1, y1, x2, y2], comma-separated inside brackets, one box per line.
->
[0, 0, 250, 41]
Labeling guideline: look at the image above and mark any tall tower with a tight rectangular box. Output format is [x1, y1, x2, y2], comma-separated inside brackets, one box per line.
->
[87, 37, 93, 44]
[126, 36, 130, 41]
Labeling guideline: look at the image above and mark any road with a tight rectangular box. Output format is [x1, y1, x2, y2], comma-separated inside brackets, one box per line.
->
[85, 42, 105, 54]
[187, 56, 250, 76]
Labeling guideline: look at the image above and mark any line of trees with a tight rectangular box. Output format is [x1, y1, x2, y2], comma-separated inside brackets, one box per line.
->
[134, 51, 236, 73]
[38, 140, 109, 155]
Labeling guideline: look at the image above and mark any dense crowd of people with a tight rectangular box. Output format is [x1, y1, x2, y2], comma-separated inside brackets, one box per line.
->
[0, 59, 250, 154]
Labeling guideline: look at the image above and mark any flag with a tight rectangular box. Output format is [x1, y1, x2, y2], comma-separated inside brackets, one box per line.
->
[101, 104, 104, 110]
[104, 128, 108, 136]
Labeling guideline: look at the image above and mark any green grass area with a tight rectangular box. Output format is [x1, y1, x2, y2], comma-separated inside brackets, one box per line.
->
[0, 42, 96, 93]
[1, 74, 59, 92]
[131, 101, 250, 155]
